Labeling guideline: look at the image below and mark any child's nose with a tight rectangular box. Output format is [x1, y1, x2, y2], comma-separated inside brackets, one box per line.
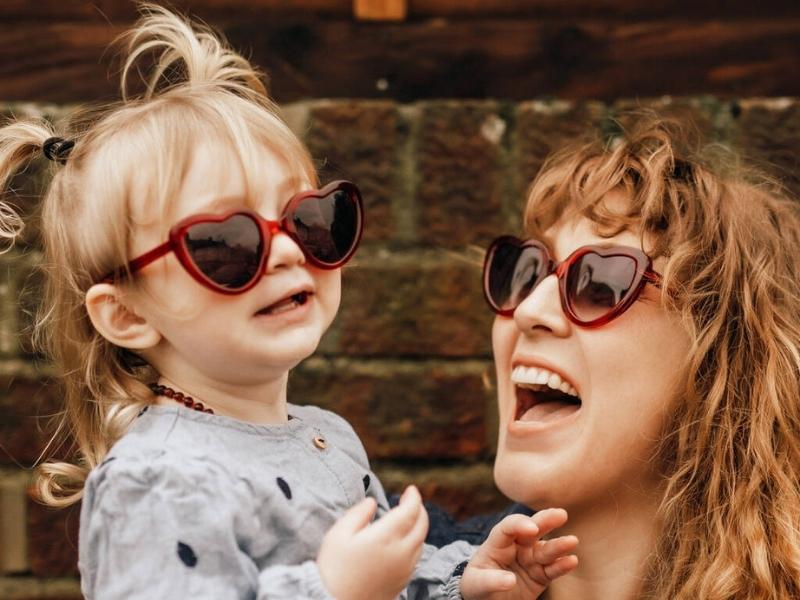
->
[513, 275, 571, 337]
[265, 229, 306, 272]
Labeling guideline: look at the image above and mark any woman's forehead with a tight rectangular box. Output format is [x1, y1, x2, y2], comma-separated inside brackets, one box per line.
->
[542, 215, 643, 260]
[534, 188, 647, 256]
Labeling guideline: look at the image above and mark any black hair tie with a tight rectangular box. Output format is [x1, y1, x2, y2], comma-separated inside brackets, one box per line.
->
[42, 137, 75, 165]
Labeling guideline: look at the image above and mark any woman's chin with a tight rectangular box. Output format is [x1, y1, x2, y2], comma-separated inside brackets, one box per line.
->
[494, 456, 567, 510]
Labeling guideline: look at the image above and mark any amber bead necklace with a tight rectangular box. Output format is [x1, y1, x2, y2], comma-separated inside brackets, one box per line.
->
[149, 383, 215, 414]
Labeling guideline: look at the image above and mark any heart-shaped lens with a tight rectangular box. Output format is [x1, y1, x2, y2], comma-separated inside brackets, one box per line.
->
[291, 186, 361, 266]
[566, 251, 638, 322]
[183, 214, 263, 289]
[486, 238, 548, 314]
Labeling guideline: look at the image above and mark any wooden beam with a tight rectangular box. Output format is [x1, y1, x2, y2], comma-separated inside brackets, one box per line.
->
[1, 19, 799, 103]
[1, 1, 799, 21]
[354, 0, 408, 21]
[0, 472, 29, 574]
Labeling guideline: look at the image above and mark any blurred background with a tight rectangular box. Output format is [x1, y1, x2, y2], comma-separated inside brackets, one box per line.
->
[1, 1, 799, 597]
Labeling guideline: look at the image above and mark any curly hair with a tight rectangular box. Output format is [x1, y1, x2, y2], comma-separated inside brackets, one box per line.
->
[523, 112, 800, 598]
[0, 4, 316, 506]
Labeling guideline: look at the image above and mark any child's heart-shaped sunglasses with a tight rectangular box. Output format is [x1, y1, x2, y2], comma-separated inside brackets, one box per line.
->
[103, 180, 363, 294]
[483, 236, 662, 327]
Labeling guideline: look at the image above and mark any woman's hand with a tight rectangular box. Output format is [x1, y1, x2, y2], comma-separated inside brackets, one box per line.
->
[460, 508, 578, 600]
[317, 485, 429, 600]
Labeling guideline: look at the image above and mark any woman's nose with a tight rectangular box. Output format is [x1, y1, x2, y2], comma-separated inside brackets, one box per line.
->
[513, 274, 571, 336]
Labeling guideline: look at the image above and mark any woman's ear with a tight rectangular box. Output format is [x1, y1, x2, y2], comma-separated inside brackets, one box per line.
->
[85, 283, 161, 349]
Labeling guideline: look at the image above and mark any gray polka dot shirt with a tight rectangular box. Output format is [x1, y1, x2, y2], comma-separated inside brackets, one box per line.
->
[78, 404, 473, 599]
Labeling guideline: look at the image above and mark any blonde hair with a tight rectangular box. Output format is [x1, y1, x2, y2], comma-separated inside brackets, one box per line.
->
[0, 4, 316, 506]
[525, 112, 800, 599]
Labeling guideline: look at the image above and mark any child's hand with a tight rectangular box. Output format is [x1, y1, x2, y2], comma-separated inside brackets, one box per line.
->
[459, 508, 578, 600]
[317, 485, 429, 600]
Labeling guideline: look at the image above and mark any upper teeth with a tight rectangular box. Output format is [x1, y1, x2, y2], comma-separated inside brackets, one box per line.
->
[511, 365, 579, 398]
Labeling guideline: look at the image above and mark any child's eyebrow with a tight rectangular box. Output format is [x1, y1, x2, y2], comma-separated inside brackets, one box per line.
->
[197, 194, 248, 213]
[198, 178, 300, 213]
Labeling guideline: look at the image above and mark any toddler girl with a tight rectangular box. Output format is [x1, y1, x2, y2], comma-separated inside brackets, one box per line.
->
[0, 5, 576, 599]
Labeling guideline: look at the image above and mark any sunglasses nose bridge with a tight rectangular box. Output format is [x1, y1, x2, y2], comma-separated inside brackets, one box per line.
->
[553, 258, 569, 280]
[265, 220, 281, 235]
[261, 218, 309, 274]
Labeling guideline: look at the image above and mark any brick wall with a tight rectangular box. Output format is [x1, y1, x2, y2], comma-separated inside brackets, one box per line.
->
[1, 96, 799, 597]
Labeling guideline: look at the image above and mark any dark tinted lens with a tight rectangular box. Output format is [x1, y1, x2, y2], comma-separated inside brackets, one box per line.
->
[566, 252, 637, 322]
[487, 241, 547, 312]
[291, 188, 360, 265]
[184, 214, 262, 289]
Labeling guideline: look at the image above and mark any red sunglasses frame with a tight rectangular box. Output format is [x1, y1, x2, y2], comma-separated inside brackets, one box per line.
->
[483, 235, 662, 327]
[103, 180, 363, 294]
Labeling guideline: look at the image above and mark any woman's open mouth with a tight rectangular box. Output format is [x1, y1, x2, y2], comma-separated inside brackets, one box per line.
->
[512, 365, 582, 424]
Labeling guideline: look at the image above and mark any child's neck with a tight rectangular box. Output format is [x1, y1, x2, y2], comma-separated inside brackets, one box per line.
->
[155, 374, 291, 424]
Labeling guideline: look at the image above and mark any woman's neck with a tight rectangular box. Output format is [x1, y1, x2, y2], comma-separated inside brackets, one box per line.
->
[154, 372, 291, 424]
[546, 492, 661, 600]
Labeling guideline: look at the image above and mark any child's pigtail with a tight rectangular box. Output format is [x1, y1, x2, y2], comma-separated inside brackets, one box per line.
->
[120, 3, 270, 105]
[0, 119, 63, 246]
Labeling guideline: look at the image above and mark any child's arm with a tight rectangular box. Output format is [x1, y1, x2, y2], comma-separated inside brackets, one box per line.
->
[457, 508, 578, 600]
[81, 453, 339, 600]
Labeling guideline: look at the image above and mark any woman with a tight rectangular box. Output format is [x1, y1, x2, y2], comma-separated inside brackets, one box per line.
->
[481, 113, 800, 599]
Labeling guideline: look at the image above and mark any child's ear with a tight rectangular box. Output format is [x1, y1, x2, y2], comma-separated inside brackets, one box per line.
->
[85, 283, 161, 349]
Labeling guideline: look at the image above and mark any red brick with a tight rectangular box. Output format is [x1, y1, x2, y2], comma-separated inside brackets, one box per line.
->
[335, 254, 493, 357]
[306, 101, 399, 242]
[26, 495, 80, 577]
[290, 358, 494, 460]
[416, 101, 507, 248]
[0, 373, 63, 467]
[514, 100, 606, 224]
[731, 99, 800, 200]
[0, 576, 82, 600]
[613, 96, 722, 127]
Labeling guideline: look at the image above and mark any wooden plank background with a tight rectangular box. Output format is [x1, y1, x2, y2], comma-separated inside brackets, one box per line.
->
[1, 2, 799, 103]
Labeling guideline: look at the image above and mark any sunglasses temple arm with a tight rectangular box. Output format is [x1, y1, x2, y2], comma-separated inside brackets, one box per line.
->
[101, 241, 174, 284]
[644, 269, 663, 288]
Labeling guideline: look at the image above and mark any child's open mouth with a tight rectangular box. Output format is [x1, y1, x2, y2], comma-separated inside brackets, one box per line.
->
[512, 365, 582, 424]
[256, 291, 312, 316]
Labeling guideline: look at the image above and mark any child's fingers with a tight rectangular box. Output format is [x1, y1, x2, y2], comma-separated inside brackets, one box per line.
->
[542, 554, 579, 581]
[334, 497, 378, 534]
[407, 500, 429, 546]
[484, 514, 540, 551]
[409, 524, 427, 565]
[532, 535, 579, 565]
[530, 508, 569, 539]
[371, 485, 423, 537]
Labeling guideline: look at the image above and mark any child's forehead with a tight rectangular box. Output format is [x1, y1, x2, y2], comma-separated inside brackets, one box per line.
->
[131, 140, 311, 225]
